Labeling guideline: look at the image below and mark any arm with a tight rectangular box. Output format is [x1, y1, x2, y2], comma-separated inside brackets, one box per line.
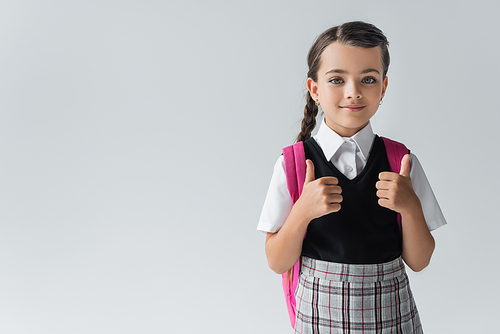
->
[265, 160, 342, 274]
[400, 200, 435, 272]
[265, 202, 311, 275]
[376, 154, 435, 272]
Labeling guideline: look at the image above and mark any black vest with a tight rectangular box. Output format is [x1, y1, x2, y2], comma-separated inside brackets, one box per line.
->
[301, 136, 402, 264]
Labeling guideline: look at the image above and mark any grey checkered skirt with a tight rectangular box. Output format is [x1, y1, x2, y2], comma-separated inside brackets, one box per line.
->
[294, 257, 423, 334]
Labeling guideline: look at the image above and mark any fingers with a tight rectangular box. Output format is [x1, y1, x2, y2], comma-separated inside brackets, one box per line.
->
[327, 202, 342, 213]
[378, 171, 397, 181]
[376, 179, 397, 210]
[376, 189, 403, 211]
[329, 195, 343, 206]
[302, 177, 343, 216]
[377, 198, 392, 210]
[376, 181, 399, 201]
[376, 154, 415, 213]
[376, 186, 396, 211]
[399, 154, 411, 177]
[375, 180, 390, 190]
[304, 159, 315, 185]
[376, 189, 390, 199]
[320, 192, 343, 214]
[377, 153, 412, 195]
[379, 154, 411, 181]
[317, 176, 340, 186]
[300, 161, 343, 216]
[323, 182, 343, 213]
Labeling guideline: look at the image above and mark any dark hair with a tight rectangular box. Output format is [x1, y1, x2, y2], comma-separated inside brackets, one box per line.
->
[296, 21, 390, 142]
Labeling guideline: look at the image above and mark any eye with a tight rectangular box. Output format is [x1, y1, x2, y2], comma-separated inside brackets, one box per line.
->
[361, 77, 377, 84]
[330, 77, 344, 84]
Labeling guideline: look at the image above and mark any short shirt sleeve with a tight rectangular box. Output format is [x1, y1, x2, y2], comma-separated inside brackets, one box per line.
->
[256, 155, 292, 233]
[409, 153, 447, 231]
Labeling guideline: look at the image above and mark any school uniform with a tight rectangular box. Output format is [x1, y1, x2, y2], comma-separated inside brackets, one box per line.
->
[258, 119, 446, 333]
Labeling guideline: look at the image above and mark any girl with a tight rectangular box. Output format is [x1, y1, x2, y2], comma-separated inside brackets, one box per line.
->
[258, 21, 446, 333]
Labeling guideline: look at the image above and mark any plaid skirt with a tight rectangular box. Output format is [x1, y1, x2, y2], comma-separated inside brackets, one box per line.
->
[294, 257, 423, 334]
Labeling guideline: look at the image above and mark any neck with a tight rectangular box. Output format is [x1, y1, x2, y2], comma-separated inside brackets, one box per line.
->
[325, 119, 369, 138]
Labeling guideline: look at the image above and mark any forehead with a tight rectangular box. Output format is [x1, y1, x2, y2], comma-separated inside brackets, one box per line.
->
[319, 42, 383, 74]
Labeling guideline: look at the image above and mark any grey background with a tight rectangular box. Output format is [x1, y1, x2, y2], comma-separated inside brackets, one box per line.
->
[0, 0, 498, 333]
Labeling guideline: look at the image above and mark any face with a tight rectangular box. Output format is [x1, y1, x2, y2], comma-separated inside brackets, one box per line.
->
[307, 42, 388, 137]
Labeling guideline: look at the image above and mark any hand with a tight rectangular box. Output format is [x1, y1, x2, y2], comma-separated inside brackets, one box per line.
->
[376, 154, 420, 215]
[295, 159, 343, 221]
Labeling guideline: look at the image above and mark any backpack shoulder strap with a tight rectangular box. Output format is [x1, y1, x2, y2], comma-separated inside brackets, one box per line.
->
[281, 141, 306, 329]
[381, 136, 409, 174]
[282, 141, 306, 203]
[381, 136, 410, 233]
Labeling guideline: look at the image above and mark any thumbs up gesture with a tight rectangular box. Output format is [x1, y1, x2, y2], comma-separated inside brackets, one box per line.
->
[296, 159, 343, 221]
[376, 154, 420, 215]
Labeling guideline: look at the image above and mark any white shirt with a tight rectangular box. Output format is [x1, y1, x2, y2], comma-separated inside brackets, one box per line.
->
[257, 119, 447, 233]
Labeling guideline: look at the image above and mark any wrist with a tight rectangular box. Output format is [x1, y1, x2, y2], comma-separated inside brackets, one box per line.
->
[399, 195, 423, 219]
[289, 199, 314, 228]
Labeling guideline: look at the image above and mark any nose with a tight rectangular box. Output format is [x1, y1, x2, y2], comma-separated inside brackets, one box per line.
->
[344, 81, 362, 99]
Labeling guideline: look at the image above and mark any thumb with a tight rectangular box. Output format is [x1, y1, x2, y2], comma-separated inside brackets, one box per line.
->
[304, 159, 316, 184]
[399, 154, 411, 177]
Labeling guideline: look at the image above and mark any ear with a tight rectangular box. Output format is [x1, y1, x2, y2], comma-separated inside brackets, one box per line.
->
[381, 76, 388, 100]
[306, 77, 319, 101]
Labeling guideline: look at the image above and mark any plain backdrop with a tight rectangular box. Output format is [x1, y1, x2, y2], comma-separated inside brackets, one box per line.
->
[0, 0, 499, 333]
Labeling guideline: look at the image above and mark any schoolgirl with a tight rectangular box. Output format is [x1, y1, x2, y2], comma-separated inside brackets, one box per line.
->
[257, 21, 446, 333]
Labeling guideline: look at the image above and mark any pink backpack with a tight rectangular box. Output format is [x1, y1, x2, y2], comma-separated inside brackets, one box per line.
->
[281, 137, 409, 328]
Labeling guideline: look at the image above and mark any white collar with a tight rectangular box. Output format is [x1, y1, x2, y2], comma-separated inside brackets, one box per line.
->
[313, 119, 375, 162]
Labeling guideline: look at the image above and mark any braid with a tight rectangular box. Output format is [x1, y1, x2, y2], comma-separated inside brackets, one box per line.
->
[296, 93, 318, 142]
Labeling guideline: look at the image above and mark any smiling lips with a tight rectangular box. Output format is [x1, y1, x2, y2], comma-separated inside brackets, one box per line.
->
[340, 104, 365, 112]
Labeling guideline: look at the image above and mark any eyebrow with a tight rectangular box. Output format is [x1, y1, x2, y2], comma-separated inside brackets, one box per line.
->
[325, 68, 381, 75]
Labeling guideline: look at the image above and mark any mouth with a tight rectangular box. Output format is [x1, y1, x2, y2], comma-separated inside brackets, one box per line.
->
[340, 104, 366, 112]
